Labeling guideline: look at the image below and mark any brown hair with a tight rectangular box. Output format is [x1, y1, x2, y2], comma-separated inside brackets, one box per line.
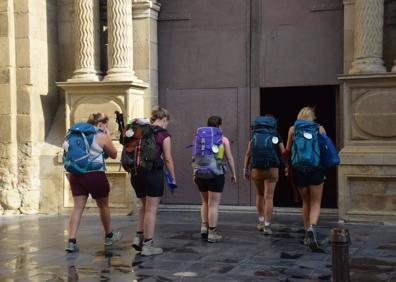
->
[87, 112, 109, 125]
[297, 106, 316, 121]
[207, 116, 222, 127]
[150, 106, 170, 123]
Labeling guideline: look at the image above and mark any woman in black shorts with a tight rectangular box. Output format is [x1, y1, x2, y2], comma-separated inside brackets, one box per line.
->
[194, 116, 236, 243]
[131, 106, 176, 256]
[66, 113, 119, 252]
[286, 106, 326, 251]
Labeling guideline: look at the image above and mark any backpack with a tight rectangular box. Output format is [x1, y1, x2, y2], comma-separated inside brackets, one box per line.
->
[120, 119, 164, 173]
[63, 122, 104, 175]
[192, 127, 226, 179]
[250, 116, 280, 169]
[291, 120, 320, 171]
[318, 133, 340, 168]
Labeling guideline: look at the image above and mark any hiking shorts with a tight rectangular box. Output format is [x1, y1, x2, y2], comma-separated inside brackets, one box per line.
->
[69, 171, 110, 199]
[131, 169, 164, 198]
[195, 174, 225, 193]
[251, 167, 279, 184]
[293, 168, 325, 188]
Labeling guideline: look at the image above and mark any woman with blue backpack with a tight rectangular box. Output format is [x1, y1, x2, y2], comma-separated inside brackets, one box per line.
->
[243, 115, 285, 235]
[285, 106, 327, 251]
[64, 113, 120, 253]
[193, 116, 236, 243]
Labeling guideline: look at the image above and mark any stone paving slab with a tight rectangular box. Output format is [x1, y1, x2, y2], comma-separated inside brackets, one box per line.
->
[0, 211, 395, 281]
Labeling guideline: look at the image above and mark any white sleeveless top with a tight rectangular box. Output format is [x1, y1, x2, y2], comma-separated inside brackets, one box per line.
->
[88, 134, 105, 171]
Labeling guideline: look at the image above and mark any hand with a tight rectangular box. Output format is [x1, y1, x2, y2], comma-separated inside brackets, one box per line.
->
[243, 170, 250, 180]
[285, 167, 289, 177]
[193, 175, 196, 183]
[230, 174, 237, 184]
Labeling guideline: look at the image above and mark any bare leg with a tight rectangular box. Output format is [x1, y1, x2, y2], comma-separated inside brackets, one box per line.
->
[68, 195, 88, 239]
[308, 184, 324, 225]
[143, 196, 161, 240]
[208, 192, 222, 228]
[96, 197, 111, 234]
[137, 197, 146, 232]
[298, 187, 310, 230]
[263, 180, 276, 222]
[200, 192, 209, 224]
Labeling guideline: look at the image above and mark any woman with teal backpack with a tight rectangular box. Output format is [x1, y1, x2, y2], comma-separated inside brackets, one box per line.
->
[285, 106, 326, 251]
[243, 115, 285, 235]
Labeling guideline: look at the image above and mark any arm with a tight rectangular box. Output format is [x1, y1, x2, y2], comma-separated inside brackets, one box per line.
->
[243, 141, 251, 180]
[285, 126, 294, 152]
[319, 125, 326, 135]
[162, 136, 176, 183]
[99, 131, 117, 159]
[224, 139, 237, 184]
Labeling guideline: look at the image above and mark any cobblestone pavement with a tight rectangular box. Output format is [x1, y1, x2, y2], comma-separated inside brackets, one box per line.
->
[0, 211, 395, 281]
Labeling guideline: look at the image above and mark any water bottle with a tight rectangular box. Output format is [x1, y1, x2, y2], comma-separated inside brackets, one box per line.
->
[217, 144, 224, 159]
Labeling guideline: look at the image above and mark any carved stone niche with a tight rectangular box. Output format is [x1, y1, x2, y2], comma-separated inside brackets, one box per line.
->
[57, 80, 148, 213]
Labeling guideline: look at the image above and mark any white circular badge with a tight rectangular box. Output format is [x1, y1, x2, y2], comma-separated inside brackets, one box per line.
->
[272, 136, 279, 144]
[125, 129, 134, 137]
[211, 144, 219, 153]
[303, 132, 313, 139]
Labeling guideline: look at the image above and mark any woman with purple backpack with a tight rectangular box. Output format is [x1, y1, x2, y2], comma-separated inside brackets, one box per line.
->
[193, 116, 237, 243]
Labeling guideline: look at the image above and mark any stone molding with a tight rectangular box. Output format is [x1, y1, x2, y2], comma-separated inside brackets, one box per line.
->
[349, 0, 386, 74]
[69, 0, 102, 81]
[133, 0, 161, 20]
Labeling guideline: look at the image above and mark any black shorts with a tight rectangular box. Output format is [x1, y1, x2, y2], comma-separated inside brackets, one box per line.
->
[131, 169, 164, 198]
[195, 175, 225, 193]
[293, 168, 325, 188]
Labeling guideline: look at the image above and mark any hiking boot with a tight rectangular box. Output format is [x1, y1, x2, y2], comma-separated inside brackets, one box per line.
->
[201, 223, 208, 239]
[132, 235, 143, 251]
[65, 241, 79, 253]
[262, 225, 273, 235]
[207, 230, 223, 243]
[104, 231, 122, 246]
[257, 221, 265, 231]
[141, 240, 163, 256]
[306, 226, 320, 251]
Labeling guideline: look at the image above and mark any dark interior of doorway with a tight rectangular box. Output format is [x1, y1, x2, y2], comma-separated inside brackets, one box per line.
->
[260, 86, 338, 209]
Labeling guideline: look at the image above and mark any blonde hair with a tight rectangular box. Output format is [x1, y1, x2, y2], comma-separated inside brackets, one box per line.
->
[150, 106, 170, 123]
[297, 106, 316, 121]
[87, 112, 109, 125]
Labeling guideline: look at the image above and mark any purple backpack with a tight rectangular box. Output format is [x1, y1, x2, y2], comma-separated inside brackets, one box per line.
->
[192, 127, 226, 178]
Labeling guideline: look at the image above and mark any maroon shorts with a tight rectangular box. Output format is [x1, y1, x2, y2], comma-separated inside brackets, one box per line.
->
[69, 171, 110, 199]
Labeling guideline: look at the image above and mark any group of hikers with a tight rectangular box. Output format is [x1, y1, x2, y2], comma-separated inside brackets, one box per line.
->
[62, 105, 339, 256]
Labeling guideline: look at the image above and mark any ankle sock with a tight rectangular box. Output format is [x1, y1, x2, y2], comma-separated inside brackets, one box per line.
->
[105, 232, 113, 238]
[209, 227, 216, 231]
[136, 231, 143, 237]
[264, 221, 271, 226]
[68, 238, 76, 244]
[258, 216, 265, 222]
[144, 238, 152, 243]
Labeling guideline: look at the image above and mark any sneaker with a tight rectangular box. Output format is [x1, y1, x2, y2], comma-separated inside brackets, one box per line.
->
[201, 223, 208, 239]
[132, 235, 143, 251]
[303, 232, 309, 245]
[104, 231, 122, 246]
[65, 241, 79, 253]
[257, 222, 265, 231]
[262, 225, 273, 235]
[306, 226, 320, 251]
[207, 230, 223, 243]
[141, 240, 163, 256]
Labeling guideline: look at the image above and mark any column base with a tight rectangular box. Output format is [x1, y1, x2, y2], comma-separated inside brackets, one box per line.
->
[349, 58, 387, 74]
[68, 69, 102, 82]
[103, 68, 143, 82]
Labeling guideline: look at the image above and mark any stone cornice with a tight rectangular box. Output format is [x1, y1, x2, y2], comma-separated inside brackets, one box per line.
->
[57, 80, 149, 91]
[339, 72, 396, 81]
[133, 0, 161, 20]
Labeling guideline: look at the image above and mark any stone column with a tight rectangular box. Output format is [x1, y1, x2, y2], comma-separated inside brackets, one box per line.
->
[69, 0, 102, 81]
[104, 0, 137, 81]
[349, 0, 386, 74]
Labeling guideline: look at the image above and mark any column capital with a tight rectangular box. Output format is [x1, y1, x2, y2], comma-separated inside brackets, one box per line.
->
[133, 0, 161, 20]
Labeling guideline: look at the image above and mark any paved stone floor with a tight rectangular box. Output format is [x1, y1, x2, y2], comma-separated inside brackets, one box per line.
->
[0, 210, 396, 281]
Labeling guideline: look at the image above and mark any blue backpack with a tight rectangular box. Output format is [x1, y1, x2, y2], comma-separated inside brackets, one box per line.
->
[192, 127, 226, 178]
[250, 116, 280, 169]
[318, 133, 340, 168]
[63, 122, 104, 175]
[291, 120, 320, 171]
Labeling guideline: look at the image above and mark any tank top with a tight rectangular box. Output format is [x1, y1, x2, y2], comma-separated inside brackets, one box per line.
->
[88, 134, 105, 171]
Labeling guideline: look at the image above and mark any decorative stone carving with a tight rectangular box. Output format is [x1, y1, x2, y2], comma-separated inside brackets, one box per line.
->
[104, 0, 137, 81]
[69, 0, 102, 81]
[349, 0, 386, 74]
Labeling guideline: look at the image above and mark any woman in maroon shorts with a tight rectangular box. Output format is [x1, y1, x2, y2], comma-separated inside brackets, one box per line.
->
[65, 113, 119, 253]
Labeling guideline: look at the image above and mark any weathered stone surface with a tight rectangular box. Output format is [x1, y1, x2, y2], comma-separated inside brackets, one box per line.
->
[0, 189, 21, 210]
[20, 190, 40, 214]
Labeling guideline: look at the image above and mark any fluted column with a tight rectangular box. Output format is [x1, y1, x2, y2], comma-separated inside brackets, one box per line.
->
[349, 0, 386, 74]
[104, 0, 137, 81]
[70, 0, 102, 81]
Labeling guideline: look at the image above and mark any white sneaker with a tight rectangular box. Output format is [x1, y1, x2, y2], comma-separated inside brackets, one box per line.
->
[201, 223, 208, 239]
[262, 225, 273, 235]
[257, 221, 265, 231]
[141, 240, 163, 256]
[132, 235, 143, 251]
[207, 230, 223, 243]
[104, 231, 122, 246]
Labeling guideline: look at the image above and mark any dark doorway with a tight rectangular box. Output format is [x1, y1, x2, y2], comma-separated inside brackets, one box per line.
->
[260, 86, 338, 209]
